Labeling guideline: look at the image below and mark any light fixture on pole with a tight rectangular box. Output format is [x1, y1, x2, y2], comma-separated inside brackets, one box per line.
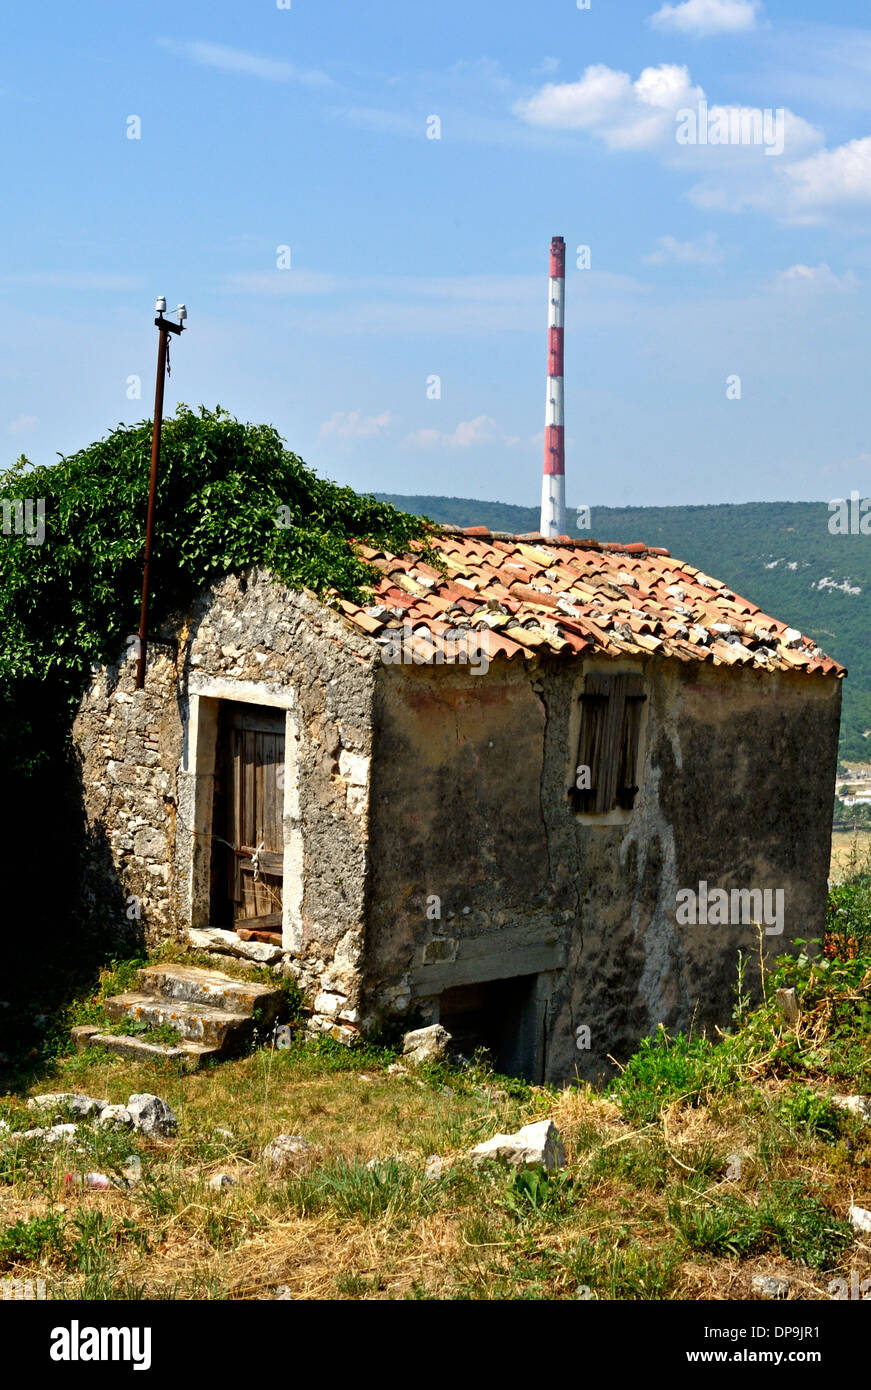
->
[134, 297, 187, 689]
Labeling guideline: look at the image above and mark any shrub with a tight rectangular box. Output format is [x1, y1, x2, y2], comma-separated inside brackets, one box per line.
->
[0, 1213, 67, 1266]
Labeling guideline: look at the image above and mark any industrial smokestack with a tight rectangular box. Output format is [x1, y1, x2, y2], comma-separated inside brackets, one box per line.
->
[540, 235, 566, 538]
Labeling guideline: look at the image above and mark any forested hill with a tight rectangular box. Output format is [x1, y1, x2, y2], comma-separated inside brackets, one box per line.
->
[374, 495, 870, 762]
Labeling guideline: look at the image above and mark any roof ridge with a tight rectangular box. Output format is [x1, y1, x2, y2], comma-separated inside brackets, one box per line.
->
[433, 523, 670, 558]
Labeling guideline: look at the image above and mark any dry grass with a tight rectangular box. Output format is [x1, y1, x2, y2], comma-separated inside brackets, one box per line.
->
[1, 1026, 869, 1301]
[831, 829, 871, 880]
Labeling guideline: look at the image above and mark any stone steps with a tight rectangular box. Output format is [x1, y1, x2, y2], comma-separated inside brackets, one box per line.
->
[78, 962, 286, 1066]
[104, 992, 253, 1049]
[71, 1026, 218, 1072]
[138, 964, 283, 1031]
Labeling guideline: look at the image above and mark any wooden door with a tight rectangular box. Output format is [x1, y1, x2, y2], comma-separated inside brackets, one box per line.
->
[213, 703, 285, 933]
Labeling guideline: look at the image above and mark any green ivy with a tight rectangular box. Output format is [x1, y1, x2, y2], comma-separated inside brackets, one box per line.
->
[0, 404, 430, 776]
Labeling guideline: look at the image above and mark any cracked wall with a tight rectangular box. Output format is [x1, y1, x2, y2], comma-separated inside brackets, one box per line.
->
[366, 654, 841, 1084]
[73, 574, 842, 1082]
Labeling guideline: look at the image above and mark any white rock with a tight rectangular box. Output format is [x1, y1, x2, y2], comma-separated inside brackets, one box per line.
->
[209, 1172, 236, 1191]
[41, 1124, 79, 1144]
[186, 927, 283, 965]
[10, 1123, 77, 1144]
[338, 750, 369, 787]
[126, 1094, 178, 1138]
[424, 1155, 443, 1180]
[402, 1024, 452, 1065]
[366, 1154, 403, 1171]
[313, 991, 345, 1018]
[751, 1275, 791, 1300]
[98, 1105, 133, 1129]
[27, 1093, 106, 1119]
[831, 1095, 871, 1125]
[263, 1134, 319, 1175]
[469, 1119, 566, 1172]
[849, 1205, 871, 1234]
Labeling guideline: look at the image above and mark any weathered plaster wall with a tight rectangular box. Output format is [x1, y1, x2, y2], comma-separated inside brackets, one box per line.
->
[73, 573, 842, 1080]
[72, 569, 377, 1030]
[365, 655, 842, 1084]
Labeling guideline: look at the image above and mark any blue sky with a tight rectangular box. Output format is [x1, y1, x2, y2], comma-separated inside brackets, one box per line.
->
[3, 0, 871, 508]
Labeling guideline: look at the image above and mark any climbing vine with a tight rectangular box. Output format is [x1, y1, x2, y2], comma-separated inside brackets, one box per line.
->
[0, 404, 430, 775]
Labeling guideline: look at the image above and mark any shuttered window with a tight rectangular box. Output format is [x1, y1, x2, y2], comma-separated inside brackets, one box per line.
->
[572, 673, 646, 814]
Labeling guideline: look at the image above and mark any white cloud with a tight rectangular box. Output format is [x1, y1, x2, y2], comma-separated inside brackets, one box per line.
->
[319, 410, 396, 439]
[400, 428, 443, 451]
[689, 130, 871, 221]
[783, 137, 871, 213]
[448, 416, 499, 448]
[533, 57, 560, 76]
[649, 0, 762, 37]
[514, 62, 816, 162]
[159, 40, 331, 88]
[513, 60, 871, 223]
[8, 414, 39, 435]
[515, 63, 704, 151]
[774, 263, 857, 291]
[402, 416, 518, 450]
[643, 232, 724, 264]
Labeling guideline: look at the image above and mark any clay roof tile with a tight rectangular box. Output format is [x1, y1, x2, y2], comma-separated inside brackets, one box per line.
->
[336, 529, 844, 675]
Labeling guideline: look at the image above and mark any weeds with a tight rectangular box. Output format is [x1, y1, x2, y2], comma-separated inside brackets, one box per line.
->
[286, 1158, 429, 1225]
[0, 1212, 67, 1267]
[669, 1180, 853, 1270]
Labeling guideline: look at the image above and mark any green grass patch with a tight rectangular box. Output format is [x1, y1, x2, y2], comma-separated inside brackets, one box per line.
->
[669, 1179, 853, 1270]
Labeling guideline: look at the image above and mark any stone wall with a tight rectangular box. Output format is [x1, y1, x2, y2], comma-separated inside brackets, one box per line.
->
[72, 569, 377, 1033]
[365, 654, 842, 1084]
[73, 645, 180, 951]
[73, 569, 842, 1080]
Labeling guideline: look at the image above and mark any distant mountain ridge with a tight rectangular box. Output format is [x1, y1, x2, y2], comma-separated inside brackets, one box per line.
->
[374, 494, 870, 761]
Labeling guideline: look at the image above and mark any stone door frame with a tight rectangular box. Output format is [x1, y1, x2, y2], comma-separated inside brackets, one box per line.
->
[175, 677, 303, 953]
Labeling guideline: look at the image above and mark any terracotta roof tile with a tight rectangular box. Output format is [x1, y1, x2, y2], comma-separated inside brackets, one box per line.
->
[333, 529, 845, 676]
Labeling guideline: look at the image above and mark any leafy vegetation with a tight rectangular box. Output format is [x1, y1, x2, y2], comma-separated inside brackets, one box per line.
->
[0, 409, 428, 1067]
[0, 860, 868, 1301]
[826, 865, 871, 956]
[1, 406, 428, 779]
[669, 1181, 853, 1270]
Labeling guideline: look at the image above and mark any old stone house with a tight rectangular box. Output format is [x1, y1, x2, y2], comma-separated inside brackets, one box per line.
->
[73, 526, 844, 1083]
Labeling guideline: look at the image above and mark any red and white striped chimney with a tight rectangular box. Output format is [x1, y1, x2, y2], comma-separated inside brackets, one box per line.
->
[540, 235, 566, 539]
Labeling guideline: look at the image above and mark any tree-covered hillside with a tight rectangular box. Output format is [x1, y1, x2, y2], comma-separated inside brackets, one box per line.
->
[375, 495, 871, 761]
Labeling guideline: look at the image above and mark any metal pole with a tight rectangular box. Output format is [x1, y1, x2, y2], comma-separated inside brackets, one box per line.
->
[135, 318, 170, 689]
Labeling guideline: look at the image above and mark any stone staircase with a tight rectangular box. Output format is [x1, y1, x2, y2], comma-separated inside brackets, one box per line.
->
[71, 963, 285, 1071]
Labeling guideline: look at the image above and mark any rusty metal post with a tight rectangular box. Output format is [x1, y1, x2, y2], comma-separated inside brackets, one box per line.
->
[135, 307, 184, 689]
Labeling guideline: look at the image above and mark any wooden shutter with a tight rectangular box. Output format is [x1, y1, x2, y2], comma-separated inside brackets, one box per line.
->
[617, 676, 646, 810]
[573, 673, 646, 814]
[573, 674, 609, 813]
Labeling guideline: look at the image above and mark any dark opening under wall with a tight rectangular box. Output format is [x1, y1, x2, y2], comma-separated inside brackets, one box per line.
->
[438, 973, 540, 1081]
